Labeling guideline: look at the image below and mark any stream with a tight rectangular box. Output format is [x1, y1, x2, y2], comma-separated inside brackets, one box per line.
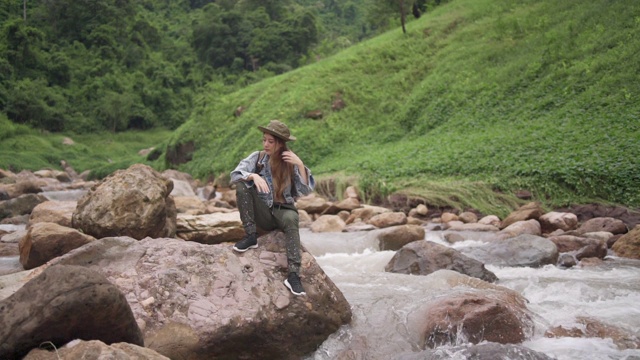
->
[301, 228, 640, 360]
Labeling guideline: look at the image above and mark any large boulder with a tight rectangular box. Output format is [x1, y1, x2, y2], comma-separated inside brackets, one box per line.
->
[72, 164, 177, 239]
[409, 290, 534, 348]
[0, 265, 143, 359]
[459, 234, 559, 267]
[45, 233, 352, 360]
[612, 225, 640, 259]
[19, 222, 96, 270]
[385, 241, 497, 283]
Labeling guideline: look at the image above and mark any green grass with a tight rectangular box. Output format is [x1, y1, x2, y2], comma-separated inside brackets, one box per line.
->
[0, 115, 171, 179]
[161, 0, 640, 211]
[2, 0, 639, 215]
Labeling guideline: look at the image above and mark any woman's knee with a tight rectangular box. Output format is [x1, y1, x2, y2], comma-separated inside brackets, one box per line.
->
[280, 210, 299, 229]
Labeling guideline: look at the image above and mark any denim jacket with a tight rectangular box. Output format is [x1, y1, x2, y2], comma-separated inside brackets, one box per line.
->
[230, 151, 315, 208]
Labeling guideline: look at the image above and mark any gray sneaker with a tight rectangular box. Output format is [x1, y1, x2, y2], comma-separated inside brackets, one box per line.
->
[284, 272, 306, 296]
[233, 234, 257, 252]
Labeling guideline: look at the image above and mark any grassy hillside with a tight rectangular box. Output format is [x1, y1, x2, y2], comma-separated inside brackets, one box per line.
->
[0, 115, 171, 179]
[163, 0, 640, 215]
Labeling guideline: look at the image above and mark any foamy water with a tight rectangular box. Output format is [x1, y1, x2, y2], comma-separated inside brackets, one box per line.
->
[301, 228, 640, 360]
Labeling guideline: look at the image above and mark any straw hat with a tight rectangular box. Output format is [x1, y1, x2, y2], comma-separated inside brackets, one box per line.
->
[257, 120, 296, 142]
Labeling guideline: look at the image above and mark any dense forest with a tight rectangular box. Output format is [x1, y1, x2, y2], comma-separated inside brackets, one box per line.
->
[0, 0, 439, 133]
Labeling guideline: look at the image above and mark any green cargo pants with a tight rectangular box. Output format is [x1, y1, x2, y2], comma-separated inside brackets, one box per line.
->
[235, 182, 302, 274]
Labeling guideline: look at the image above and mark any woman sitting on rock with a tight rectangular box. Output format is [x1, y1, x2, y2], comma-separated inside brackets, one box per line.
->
[230, 120, 315, 296]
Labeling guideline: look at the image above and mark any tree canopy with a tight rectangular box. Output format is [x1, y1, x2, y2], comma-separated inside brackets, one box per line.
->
[1, 0, 413, 134]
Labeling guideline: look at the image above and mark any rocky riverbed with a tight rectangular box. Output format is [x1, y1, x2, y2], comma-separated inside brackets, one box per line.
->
[1, 163, 639, 359]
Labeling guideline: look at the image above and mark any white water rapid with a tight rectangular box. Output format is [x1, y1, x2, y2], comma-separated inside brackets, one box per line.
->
[302, 228, 640, 360]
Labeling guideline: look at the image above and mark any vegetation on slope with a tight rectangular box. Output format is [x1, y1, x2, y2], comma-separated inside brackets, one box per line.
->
[163, 0, 640, 215]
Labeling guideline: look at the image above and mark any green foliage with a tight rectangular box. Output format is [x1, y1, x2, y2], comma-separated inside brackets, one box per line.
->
[167, 0, 640, 210]
[0, 126, 172, 176]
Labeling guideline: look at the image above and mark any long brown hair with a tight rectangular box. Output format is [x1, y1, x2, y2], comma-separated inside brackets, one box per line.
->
[270, 137, 294, 201]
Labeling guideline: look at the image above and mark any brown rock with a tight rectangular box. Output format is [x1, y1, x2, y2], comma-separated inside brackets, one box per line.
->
[72, 164, 177, 240]
[28, 201, 77, 228]
[310, 215, 346, 233]
[176, 212, 244, 244]
[414, 291, 532, 348]
[385, 241, 497, 282]
[539, 211, 578, 234]
[19, 222, 96, 270]
[0, 265, 143, 359]
[367, 212, 407, 229]
[375, 224, 425, 251]
[45, 234, 352, 360]
[24, 340, 169, 360]
[545, 316, 640, 350]
[577, 217, 628, 235]
[612, 225, 640, 259]
[0, 194, 48, 220]
[500, 202, 544, 229]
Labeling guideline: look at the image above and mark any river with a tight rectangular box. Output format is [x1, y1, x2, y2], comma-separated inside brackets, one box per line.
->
[301, 228, 640, 360]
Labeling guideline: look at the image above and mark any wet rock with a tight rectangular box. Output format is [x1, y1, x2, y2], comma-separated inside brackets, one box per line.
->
[411, 290, 533, 348]
[0, 265, 143, 359]
[558, 253, 577, 268]
[374, 224, 425, 251]
[545, 316, 640, 350]
[386, 240, 497, 282]
[548, 235, 608, 260]
[394, 342, 554, 360]
[72, 164, 177, 239]
[459, 234, 558, 267]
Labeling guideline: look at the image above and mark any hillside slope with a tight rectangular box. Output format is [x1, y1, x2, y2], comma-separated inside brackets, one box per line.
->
[164, 0, 640, 211]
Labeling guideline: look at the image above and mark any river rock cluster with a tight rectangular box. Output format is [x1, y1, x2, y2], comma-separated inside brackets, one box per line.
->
[1, 163, 639, 359]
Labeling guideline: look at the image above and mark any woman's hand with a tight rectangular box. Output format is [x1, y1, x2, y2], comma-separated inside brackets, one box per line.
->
[282, 151, 303, 166]
[251, 174, 270, 193]
[282, 150, 308, 185]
